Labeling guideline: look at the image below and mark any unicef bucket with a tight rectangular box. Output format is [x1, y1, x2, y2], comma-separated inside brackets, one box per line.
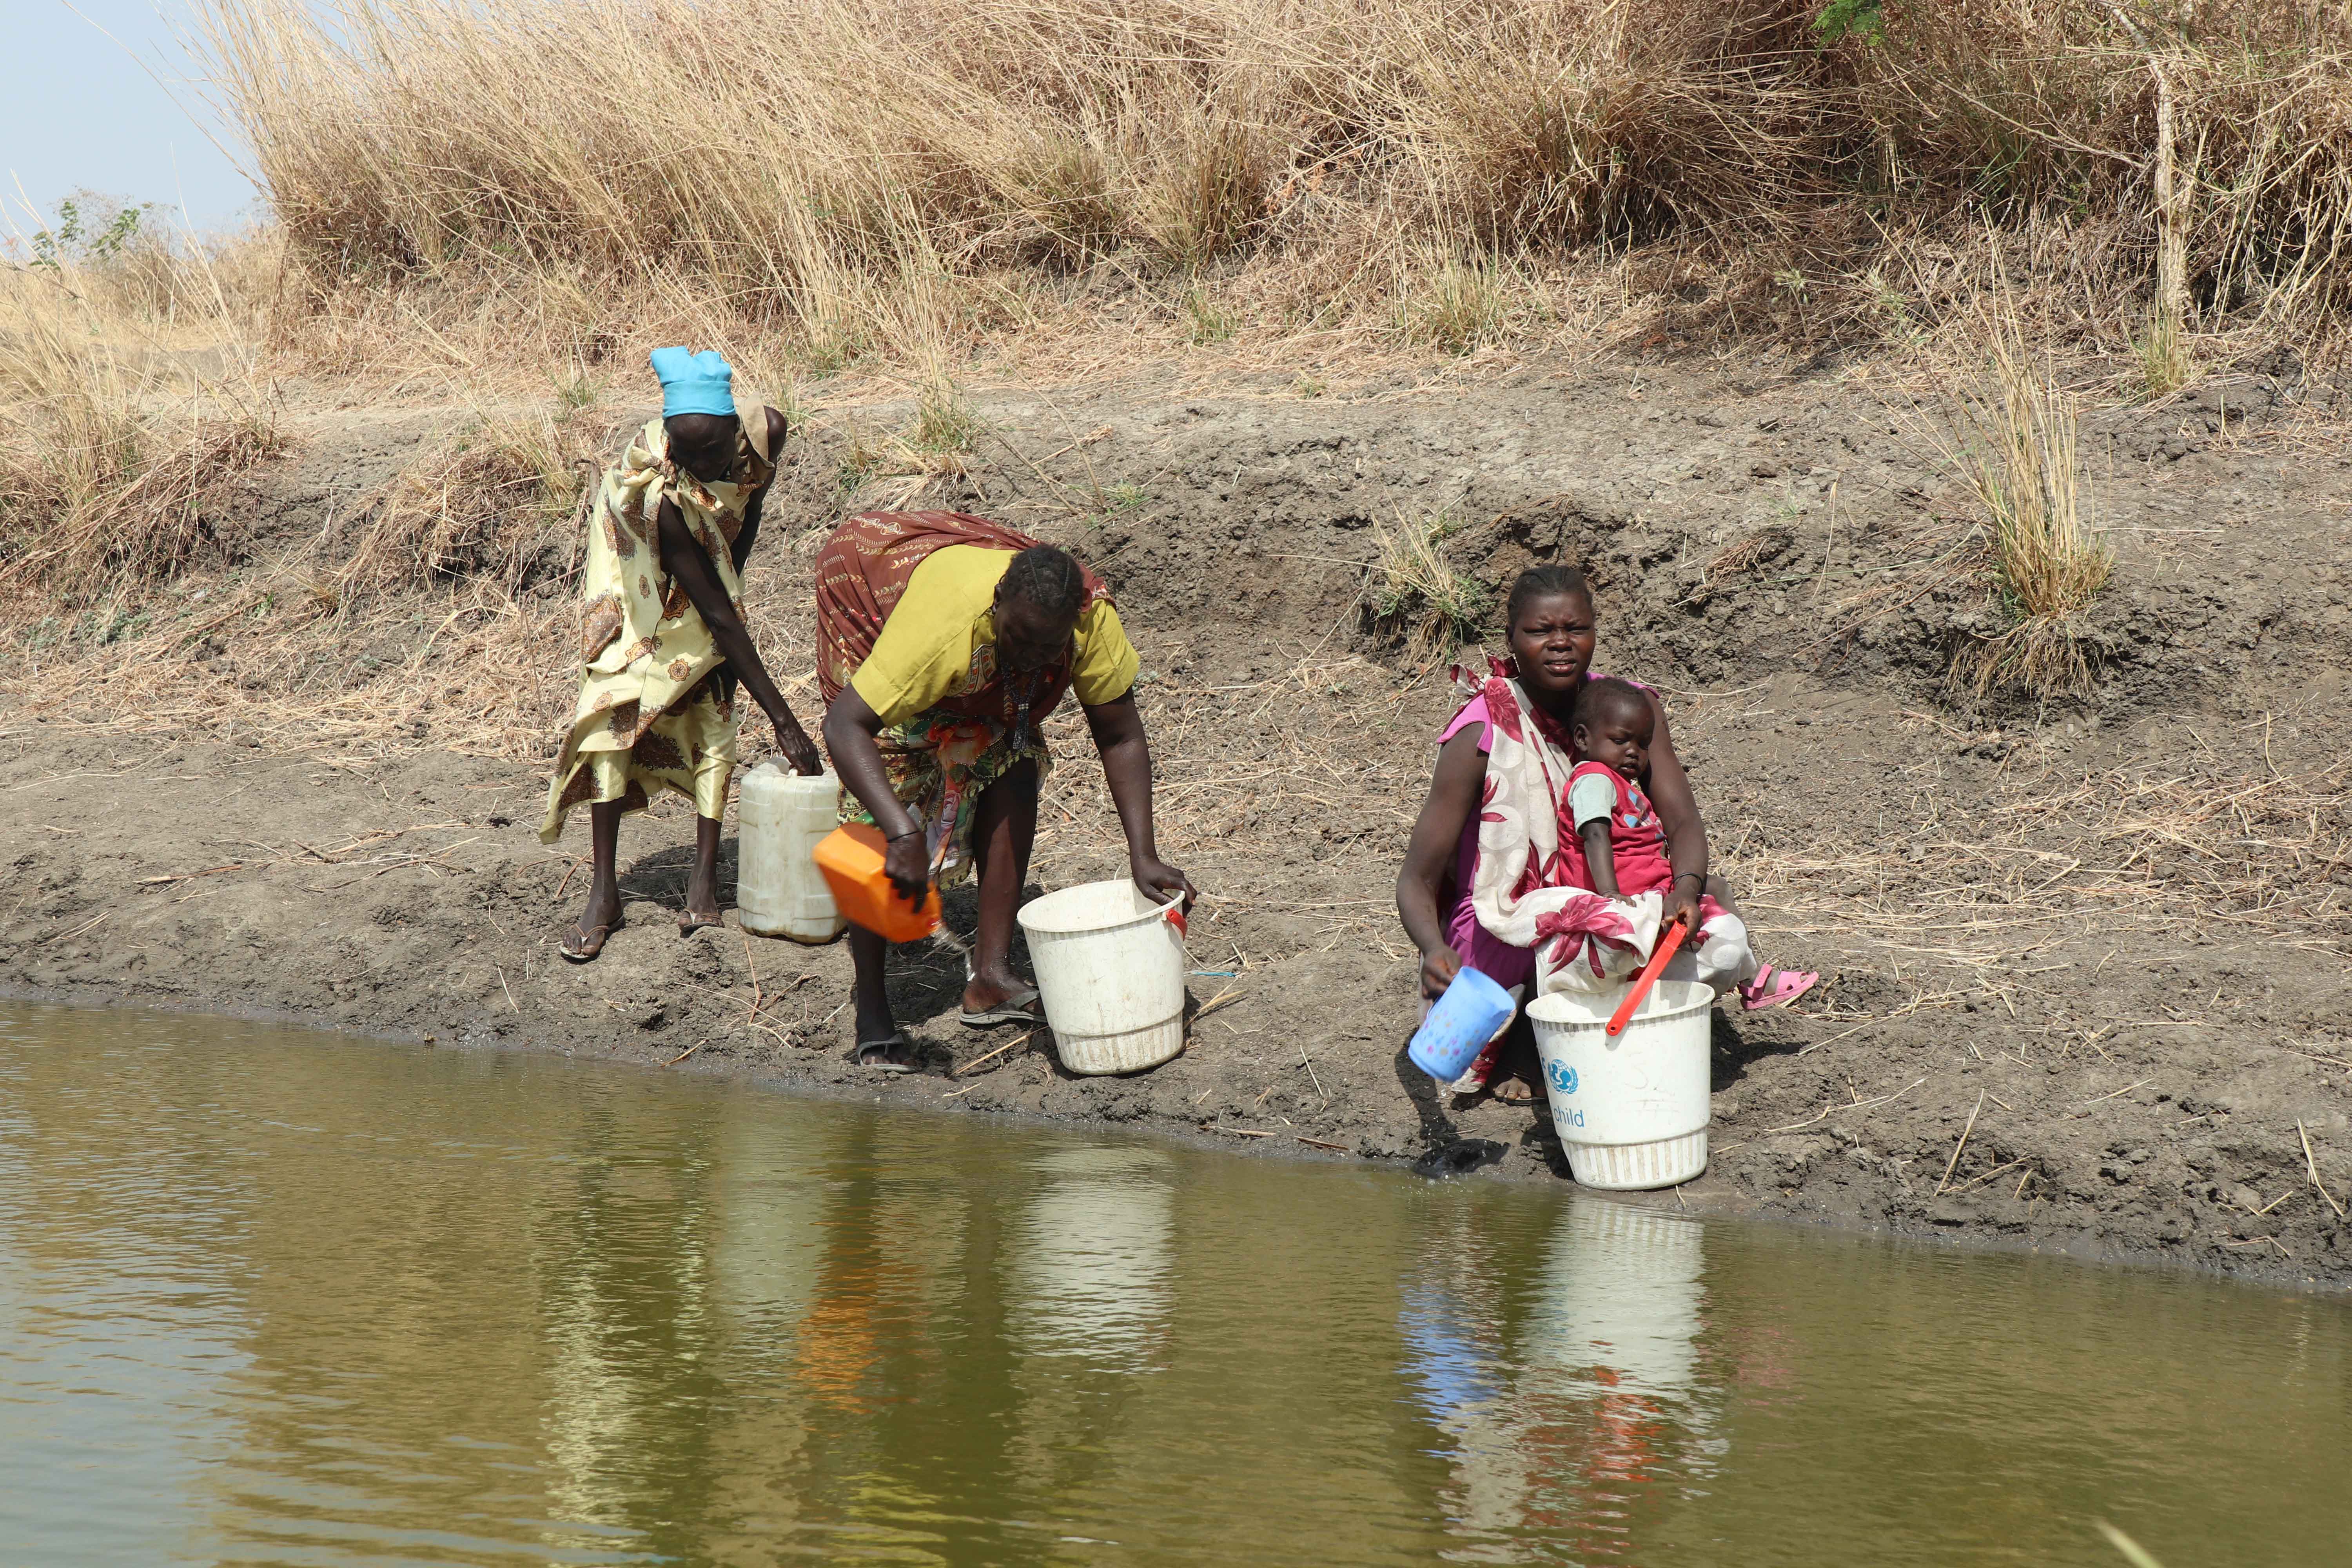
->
[1527, 981, 1714, 1190]
[1407, 966, 1516, 1083]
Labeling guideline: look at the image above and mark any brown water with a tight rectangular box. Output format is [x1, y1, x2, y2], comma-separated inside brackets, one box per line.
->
[1, 1003, 2346, 1568]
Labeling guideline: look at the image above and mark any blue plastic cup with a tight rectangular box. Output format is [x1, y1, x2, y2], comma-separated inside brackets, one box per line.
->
[1408, 965, 1516, 1083]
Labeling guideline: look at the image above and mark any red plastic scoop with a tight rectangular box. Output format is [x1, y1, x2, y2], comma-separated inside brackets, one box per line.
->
[1606, 913, 1689, 1037]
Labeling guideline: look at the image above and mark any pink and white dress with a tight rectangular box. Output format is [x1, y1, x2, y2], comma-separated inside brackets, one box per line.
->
[1436, 667, 1755, 1004]
[1433, 689, 1539, 994]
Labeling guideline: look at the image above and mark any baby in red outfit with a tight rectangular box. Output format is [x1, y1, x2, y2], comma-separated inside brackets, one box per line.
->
[1561, 678, 1680, 901]
[1560, 677, 1816, 1008]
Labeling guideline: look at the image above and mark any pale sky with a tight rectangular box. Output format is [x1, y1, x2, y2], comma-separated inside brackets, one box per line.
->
[3, 0, 260, 241]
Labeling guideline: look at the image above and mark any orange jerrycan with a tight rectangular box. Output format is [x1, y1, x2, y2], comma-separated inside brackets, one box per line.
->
[813, 823, 942, 942]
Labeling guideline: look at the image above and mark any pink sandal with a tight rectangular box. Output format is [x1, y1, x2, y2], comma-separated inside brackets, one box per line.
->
[1739, 964, 1818, 1011]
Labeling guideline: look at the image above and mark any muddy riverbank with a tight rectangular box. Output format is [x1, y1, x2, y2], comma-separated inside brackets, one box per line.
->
[5, 358, 2349, 1287]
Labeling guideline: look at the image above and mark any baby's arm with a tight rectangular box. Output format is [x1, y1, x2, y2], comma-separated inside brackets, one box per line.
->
[1566, 768, 1621, 897]
[1579, 818, 1620, 897]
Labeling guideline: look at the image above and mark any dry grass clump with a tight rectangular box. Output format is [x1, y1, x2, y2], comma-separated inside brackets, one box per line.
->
[1705, 523, 1797, 584]
[907, 374, 985, 457]
[1365, 510, 1488, 662]
[0, 250, 281, 607]
[341, 408, 600, 599]
[2132, 306, 2192, 400]
[52, 416, 284, 592]
[1397, 254, 1525, 356]
[1939, 307, 2113, 699]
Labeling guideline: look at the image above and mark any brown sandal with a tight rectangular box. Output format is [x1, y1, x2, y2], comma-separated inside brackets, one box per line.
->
[678, 910, 725, 936]
[560, 916, 623, 962]
[856, 1033, 919, 1074]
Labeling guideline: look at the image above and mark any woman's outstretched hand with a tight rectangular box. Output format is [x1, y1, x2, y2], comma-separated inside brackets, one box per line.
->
[771, 709, 823, 776]
[1131, 854, 1195, 912]
[1419, 943, 1463, 1000]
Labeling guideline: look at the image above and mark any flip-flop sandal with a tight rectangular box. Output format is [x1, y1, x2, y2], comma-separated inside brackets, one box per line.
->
[959, 986, 1042, 1029]
[678, 910, 724, 936]
[855, 1033, 919, 1074]
[1740, 964, 1819, 1011]
[1487, 1080, 1541, 1107]
[559, 917, 623, 963]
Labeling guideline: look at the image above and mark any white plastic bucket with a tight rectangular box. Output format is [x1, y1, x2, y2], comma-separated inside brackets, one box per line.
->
[1016, 880, 1188, 1075]
[735, 764, 846, 943]
[1526, 980, 1714, 1190]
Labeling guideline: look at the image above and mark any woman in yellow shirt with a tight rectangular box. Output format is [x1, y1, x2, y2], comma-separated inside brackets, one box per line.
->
[816, 510, 1194, 1071]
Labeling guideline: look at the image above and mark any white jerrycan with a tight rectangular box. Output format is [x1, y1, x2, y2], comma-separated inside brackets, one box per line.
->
[735, 763, 846, 942]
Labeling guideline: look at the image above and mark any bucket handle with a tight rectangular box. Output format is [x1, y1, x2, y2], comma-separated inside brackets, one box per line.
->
[1159, 891, 1188, 940]
[1606, 912, 1688, 1037]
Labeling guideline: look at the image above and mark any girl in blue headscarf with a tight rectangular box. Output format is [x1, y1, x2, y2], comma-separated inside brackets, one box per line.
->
[541, 348, 820, 960]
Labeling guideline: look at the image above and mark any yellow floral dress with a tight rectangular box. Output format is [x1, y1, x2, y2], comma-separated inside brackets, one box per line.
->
[538, 414, 773, 843]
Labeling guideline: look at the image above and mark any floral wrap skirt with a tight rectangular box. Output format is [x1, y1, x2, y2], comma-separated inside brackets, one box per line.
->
[840, 706, 1046, 887]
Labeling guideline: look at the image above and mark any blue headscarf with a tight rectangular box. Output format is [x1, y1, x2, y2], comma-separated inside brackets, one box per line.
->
[650, 346, 737, 419]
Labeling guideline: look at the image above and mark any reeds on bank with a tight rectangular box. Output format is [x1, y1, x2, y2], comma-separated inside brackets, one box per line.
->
[1942, 305, 2114, 699]
[186, 0, 2352, 365]
[0, 233, 280, 607]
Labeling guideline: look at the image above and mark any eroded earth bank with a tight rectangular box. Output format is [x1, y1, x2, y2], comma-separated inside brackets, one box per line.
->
[7, 357, 2350, 1287]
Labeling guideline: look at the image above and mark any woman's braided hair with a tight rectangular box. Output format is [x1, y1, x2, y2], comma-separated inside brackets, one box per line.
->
[1000, 544, 1087, 621]
[1504, 563, 1592, 630]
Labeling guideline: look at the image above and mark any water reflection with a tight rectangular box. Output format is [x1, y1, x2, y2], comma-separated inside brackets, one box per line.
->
[1405, 1202, 1716, 1563]
[1006, 1146, 1175, 1370]
[534, 1108, 725, 1556]
[2, 1004, 2350, 1568]
[0, 1034, 254, 1566]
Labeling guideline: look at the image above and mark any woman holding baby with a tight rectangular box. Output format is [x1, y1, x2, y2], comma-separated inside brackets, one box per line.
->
[1395, 564, 1815, 1101]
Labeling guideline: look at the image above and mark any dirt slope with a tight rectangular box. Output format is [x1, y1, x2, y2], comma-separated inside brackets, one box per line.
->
[6, 354, 2350, 1288]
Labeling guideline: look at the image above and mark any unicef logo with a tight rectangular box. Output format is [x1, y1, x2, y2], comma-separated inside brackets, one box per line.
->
[1545, 1060, 1578, 1096]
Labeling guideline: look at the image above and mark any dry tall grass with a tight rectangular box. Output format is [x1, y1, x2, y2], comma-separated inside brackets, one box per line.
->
[186, 0, 2352, 377]
[196, 0, 1817, 280]
[187, 0, 1818, 373]
[340, 408, 600, 600]
[1841, 5, 2352, 320]
[1942, 306, 2114, 698]
[0, 233, 281, 607]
